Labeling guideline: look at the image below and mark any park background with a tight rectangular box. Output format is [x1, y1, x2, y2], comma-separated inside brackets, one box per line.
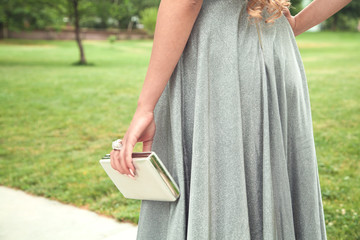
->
[0, 0, 359, 239]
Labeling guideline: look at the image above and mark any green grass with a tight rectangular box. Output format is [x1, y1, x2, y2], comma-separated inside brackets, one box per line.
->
[0, 32, 359, 238]
[296, 32, 360, 239]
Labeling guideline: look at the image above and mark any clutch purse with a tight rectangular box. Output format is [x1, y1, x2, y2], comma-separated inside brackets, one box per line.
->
[99, 151, 180, 202]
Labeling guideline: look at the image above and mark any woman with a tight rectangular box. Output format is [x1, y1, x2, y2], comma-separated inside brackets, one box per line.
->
[110, 0, 351, 239]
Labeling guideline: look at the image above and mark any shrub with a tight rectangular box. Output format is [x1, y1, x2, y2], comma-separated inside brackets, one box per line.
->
[139, 7, 158, 36]
[108, 35, 116, 44]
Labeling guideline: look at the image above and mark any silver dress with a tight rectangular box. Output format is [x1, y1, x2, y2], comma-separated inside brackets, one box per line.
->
[136, 0, 327, 239]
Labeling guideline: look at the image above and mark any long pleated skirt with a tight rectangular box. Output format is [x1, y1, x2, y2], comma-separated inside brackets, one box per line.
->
[136, 0, 327, 239]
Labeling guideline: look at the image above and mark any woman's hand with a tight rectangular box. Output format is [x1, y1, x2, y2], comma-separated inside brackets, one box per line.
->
[282, 7, 297, 35]
[110, 108, 156, 178]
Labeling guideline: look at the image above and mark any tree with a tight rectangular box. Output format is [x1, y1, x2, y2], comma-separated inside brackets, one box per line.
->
[324, 0, 360, 30]
[69, 0, 87, 65]
[0, 0, 163, 63]
[0, 0, 92, 64]
[109, 0, 160, 29]
[0, 0, 64, 38]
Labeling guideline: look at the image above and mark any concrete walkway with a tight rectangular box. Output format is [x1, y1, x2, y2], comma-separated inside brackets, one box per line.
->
[0, 186, 138, 240]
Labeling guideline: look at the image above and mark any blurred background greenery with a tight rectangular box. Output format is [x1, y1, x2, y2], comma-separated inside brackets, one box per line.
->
[0, 0, 359, 32]
[0, 0, 359, 239]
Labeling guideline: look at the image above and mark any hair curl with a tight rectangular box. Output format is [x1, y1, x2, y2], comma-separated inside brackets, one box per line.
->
[246, 0, 291, 24]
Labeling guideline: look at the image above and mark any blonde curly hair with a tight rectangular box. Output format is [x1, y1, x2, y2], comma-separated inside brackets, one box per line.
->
[246, 0, 291, 23]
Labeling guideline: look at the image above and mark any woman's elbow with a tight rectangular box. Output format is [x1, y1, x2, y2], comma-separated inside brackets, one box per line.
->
[188, 0, 203, 6]
[183, 0, 203, 8]
[161, 0, 203, 12]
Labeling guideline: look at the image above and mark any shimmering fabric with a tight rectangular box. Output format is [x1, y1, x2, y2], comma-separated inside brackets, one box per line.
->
[136, 0, 327, 239]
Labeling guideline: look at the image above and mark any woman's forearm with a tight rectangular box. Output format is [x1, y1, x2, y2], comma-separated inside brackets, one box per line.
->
[137, 0, 203, 113]
[293, 0, 352, 36]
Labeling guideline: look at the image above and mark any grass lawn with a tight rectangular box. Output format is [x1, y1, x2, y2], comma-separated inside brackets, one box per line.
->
[0, 32, 359, 239]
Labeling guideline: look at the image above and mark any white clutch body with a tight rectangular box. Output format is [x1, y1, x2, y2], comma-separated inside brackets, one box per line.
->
[99, 151, 180, 202]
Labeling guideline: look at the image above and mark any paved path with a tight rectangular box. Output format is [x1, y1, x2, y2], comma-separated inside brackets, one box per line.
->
[0, 186, 138, 240]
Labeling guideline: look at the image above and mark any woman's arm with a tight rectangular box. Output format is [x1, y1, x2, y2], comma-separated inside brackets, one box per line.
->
[137, 0, 203, 113]
[110, 0, 203, 177]
[283, 0, 352, 36]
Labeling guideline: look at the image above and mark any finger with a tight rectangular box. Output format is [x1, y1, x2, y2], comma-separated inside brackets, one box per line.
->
[110, 150, 116, 170]
[110, 150, 121, 171]
[142, 139, 153, 152]
[124, 139, 136, 176]
[113, 150, 126, 174]
[119, 140, 130, 175]
[282, 8, 291, 18]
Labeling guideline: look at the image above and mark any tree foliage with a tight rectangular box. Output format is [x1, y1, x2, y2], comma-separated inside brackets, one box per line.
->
[139, 7, 158, 36]
[0, 0, 161, 64]
[289, 0, 303, 16]
[0, 0, 161, 32]
[323, 0, 360, 31]
[0, 0, 65, 35]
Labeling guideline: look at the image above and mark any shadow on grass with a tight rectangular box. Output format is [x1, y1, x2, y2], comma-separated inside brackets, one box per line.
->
[72, 61, 95, 67]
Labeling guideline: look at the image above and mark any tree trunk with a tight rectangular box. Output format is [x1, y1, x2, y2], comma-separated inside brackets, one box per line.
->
[72, 0, 86, 64]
